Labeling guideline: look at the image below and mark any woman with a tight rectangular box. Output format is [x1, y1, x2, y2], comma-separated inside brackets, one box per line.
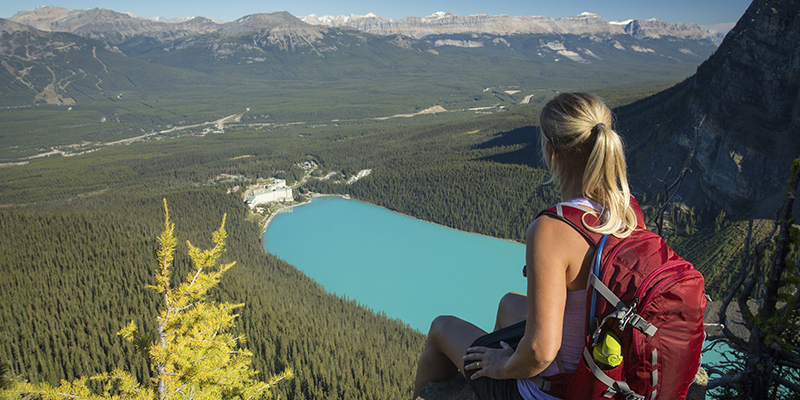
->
[412, 92, 638, 400]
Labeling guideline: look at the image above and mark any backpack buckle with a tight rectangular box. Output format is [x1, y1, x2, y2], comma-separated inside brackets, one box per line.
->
[617, 297, 659, 336]
[618, 297, 639, 331]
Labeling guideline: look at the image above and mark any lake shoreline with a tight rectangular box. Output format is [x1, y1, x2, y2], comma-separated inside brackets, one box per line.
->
[260, 193, 525, 246]
[259, 193, 344, 236]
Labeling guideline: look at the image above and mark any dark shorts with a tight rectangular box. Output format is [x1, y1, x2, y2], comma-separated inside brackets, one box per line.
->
[464, 321, 526, 400]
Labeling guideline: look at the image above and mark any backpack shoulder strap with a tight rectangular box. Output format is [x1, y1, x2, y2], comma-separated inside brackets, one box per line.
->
[536, 202, 604, 245]
[535, 197, 646, 245]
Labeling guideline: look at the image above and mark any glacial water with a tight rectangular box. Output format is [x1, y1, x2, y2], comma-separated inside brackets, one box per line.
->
[263, 196, 730, 367]
[263, 196, 527, 334]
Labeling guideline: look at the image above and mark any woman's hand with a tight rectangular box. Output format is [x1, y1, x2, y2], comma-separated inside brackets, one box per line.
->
[463, 341, 515, 380]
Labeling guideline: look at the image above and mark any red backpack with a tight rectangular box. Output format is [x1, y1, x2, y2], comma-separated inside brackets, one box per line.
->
[537, 198, 706, 400]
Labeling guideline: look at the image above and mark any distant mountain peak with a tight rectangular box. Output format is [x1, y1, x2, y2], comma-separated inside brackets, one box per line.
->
[151, 16, 196, 24]
[219, 11, 328, 40]
[227, 11, 306, 30]
[426, 11, 453, 19]
[124, 12, 146, 20]
[10, 6, 221, 43]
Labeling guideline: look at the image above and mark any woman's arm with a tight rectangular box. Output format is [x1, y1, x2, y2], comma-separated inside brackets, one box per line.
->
[465, 215, 589, 380]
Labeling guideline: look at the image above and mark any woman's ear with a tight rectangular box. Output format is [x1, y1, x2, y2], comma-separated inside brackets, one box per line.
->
[544, 142, 554, 169]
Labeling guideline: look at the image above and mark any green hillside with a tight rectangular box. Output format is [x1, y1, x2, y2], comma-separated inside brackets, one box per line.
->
[0, 29, 244, 157]
[0, 190, 424, 399]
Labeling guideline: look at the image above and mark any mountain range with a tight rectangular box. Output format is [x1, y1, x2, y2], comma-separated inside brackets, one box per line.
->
[0, 7, 720, 84]
[8, 6, 220, 43]
[0, 6, 718, 148]
[10, 6, 720, 44]
[1, 6, 722, 85]
[302, 11, 712, 41]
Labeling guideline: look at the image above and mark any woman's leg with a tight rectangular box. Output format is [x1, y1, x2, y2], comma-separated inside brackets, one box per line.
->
[412, 315, 487, 398]
[494, 292, 527, 331]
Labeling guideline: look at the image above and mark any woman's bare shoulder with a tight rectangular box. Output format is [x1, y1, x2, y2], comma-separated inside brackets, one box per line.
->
[527, 213, 581, 238]
[526, 214, 591, 260]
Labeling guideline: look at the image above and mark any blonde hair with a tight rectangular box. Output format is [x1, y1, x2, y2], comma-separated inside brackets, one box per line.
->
[539, 92, 636, 238]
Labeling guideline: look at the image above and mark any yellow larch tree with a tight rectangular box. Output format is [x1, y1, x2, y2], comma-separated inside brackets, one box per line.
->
[3, 199, 292, 400]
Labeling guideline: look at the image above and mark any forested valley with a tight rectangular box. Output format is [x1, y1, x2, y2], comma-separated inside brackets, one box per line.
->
[0, 88, 773, 398]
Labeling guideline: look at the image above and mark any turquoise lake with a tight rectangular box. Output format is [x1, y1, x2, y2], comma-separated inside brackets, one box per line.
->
[263, 196, 527, 334]
[262, 196, 730, 367]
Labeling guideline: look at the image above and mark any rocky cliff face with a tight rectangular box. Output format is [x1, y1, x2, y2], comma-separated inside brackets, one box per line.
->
[619, 0, 800, 217]
[624, 18, 707, 40]
[303, 11, 710, 41]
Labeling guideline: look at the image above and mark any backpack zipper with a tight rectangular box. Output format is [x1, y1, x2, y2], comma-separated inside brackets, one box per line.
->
[639, 268, 701, 311]
[634, 261, 692, 303]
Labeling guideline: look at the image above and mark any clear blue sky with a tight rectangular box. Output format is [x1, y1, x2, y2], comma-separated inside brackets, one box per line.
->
[2, 0, 752, 30]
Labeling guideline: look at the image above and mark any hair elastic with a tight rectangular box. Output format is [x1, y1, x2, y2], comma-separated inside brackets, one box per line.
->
[594, 123, 606, 130]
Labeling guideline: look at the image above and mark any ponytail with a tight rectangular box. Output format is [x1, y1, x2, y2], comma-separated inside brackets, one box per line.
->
[539, 93, 636, 238]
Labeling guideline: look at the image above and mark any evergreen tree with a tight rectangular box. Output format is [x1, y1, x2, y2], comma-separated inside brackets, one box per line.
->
[2, 200, 292, 400]
[0, 363, 13, 390]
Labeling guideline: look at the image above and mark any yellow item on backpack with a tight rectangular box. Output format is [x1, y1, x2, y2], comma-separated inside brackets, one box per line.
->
[593, 331, 623, 369]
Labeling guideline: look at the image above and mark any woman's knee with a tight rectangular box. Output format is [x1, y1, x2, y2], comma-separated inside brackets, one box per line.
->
[426, 315, 487, 365]
[428, 315, 459, 340]
[498, 292, 526, 314]
[495, 292, 526, 330]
